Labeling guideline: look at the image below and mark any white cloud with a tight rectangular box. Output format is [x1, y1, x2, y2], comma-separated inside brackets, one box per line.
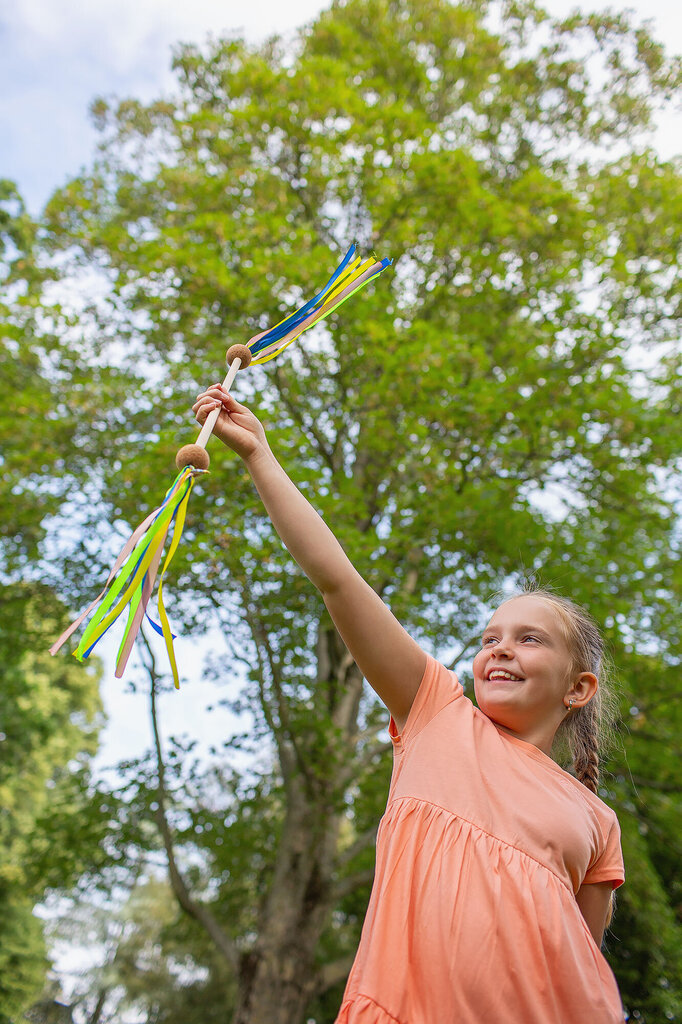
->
[0, 0, 327, 212]
[4, 0, 326, 79]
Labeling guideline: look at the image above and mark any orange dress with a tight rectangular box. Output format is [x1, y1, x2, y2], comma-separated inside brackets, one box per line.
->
[336, 656, 625, 1024]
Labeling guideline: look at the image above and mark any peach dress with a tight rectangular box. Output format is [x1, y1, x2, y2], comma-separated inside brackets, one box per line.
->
[336, 656, 625, 1024]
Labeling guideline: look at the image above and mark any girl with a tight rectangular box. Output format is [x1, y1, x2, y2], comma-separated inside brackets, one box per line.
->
[193, 384, 625, 1024]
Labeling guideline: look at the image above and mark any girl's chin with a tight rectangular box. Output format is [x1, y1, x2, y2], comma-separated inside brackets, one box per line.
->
[476, 687, 524, 709]
[477, 695, 526, 726]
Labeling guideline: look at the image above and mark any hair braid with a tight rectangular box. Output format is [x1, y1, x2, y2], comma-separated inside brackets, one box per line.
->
[569, 697, 601, 795]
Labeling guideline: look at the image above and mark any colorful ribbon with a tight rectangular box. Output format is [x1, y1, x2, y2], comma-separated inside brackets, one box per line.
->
[51, 467, 204, 689]
[247, 244, 392, 364]
[52, 244, 391, 687]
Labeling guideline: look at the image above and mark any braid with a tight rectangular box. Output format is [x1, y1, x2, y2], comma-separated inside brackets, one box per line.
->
[568, 694, 617, 927]
[569, 697, 600, 795]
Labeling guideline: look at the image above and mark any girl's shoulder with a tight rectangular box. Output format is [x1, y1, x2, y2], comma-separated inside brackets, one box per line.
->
[390, 654, 464, 746]
[557, 767, 621, 829]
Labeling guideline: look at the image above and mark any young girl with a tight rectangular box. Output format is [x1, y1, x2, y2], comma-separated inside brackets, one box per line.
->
[193, 384, 626, 1024]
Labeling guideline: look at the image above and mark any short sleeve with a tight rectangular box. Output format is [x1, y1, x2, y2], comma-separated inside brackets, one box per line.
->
[583, 814, 625, 889]
[389, 654, 463, 747]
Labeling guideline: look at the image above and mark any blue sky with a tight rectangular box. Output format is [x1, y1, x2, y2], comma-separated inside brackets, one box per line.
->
[1, 0, 326, 214]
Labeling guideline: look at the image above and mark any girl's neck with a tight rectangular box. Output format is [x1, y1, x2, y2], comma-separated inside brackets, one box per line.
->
[493, 720, 556, 757]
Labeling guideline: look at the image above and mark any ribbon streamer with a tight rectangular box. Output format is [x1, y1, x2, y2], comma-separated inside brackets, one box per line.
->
[52, 467, 203, 688]
[52, 243, 392, 686]
[247, 244, 392, 364]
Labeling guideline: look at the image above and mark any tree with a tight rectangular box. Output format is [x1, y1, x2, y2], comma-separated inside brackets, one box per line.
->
[0, 187, 107, 1022]
[0, 585, 104, 1023]
[0, 179, 91, 577]
[32, 0, 682, 1020]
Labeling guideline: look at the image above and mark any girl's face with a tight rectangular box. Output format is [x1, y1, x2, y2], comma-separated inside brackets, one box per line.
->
[472, 596, 579, 740]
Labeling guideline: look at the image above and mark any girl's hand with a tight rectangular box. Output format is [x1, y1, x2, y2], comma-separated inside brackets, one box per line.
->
[192, 386, 269, 463]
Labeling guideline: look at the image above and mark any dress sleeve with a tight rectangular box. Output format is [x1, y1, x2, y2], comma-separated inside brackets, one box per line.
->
[583, 813, 625, 889]
[389, 653, 464, 747]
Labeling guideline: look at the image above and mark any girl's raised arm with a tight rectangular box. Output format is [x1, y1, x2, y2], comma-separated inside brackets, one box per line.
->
[194, 386, 426, 728]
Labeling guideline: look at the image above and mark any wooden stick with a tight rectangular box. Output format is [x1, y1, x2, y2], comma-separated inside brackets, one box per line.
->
[195, 355, 243, 449]
[175, 344, 252, 471]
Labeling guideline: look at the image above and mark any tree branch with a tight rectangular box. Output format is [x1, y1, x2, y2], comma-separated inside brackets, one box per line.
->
[331, 866, 376, 902]
[337, 737, 393, 788]
[239, 594, 310, 786]
[273, 363, 336, 471]
[629, 775, 682, 794]
[139, 630, 239, 973]
[87, 987, 108, 1024]
[316, 953, 356, 996]
[446, 633, 482, 671]
[336, 823, 379, 868]
[331, 661, 365, 738]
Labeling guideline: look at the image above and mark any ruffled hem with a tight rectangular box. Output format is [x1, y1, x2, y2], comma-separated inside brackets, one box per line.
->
[335, 995, 405, 1023]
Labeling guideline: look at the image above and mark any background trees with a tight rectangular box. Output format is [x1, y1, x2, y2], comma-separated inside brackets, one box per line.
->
[5, 0, 681, 1020]
[0, 182, 104, 1022]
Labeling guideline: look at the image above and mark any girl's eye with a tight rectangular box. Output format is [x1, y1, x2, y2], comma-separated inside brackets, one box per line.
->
[482, 637, 497, 646]
[522, 635, 540, 643]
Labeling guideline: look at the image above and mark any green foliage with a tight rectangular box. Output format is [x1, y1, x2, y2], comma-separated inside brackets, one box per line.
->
[0, 183, 89, 576]
[607, 807, 682, 1021]
[602, 643, 682, 1020]
[0, 584, 103, 1018]
[44, 874, 234, 1024]
[0, 891, 47, 1024]
[0, 587, 102, 876]
[6, 0, 682, 1019]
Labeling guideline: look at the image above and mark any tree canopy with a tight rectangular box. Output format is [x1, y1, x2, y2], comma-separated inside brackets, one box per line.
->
[1, 182, 105, 1022]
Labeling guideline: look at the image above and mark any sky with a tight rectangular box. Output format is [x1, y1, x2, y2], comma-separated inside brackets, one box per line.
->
[2, 0, 327, 215]
[2, 0, 681, 769]
[2, 0, 681, 217]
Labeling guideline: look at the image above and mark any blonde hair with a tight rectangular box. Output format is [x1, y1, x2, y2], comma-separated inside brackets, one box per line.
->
[504, 585, 621, 929]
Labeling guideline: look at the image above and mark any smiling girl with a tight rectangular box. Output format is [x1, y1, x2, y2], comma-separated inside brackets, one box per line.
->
[194, 386, 625, 1024]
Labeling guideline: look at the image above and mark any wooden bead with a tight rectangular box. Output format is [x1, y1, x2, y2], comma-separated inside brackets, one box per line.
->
[226, 344, 253, 368]
[176, 444, 210, 471]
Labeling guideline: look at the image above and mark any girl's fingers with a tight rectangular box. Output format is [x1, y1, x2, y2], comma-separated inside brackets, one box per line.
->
[192, 395, 220, 412]
[196, 386, 233, 404]
[193, 389, 229, 412]
[194, 387, 250, 415]
[219, 391, 250, 414]
[197, 385, 226, 402]
[192, 398, 221, 422]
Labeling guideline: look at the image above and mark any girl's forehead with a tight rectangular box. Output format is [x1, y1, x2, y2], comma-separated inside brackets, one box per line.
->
[485, 596, 563, 634]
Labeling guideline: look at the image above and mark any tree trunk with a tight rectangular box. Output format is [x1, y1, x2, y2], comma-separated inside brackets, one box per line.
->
[231, 793, 344, 1024]
[231, 632, 366, 1024]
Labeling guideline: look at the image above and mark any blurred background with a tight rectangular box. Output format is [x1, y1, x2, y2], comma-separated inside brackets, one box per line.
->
[2, 0, 681, 1021]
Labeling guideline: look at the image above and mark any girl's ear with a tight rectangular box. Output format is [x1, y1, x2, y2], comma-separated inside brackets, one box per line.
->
[570, 672, 598, 709]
